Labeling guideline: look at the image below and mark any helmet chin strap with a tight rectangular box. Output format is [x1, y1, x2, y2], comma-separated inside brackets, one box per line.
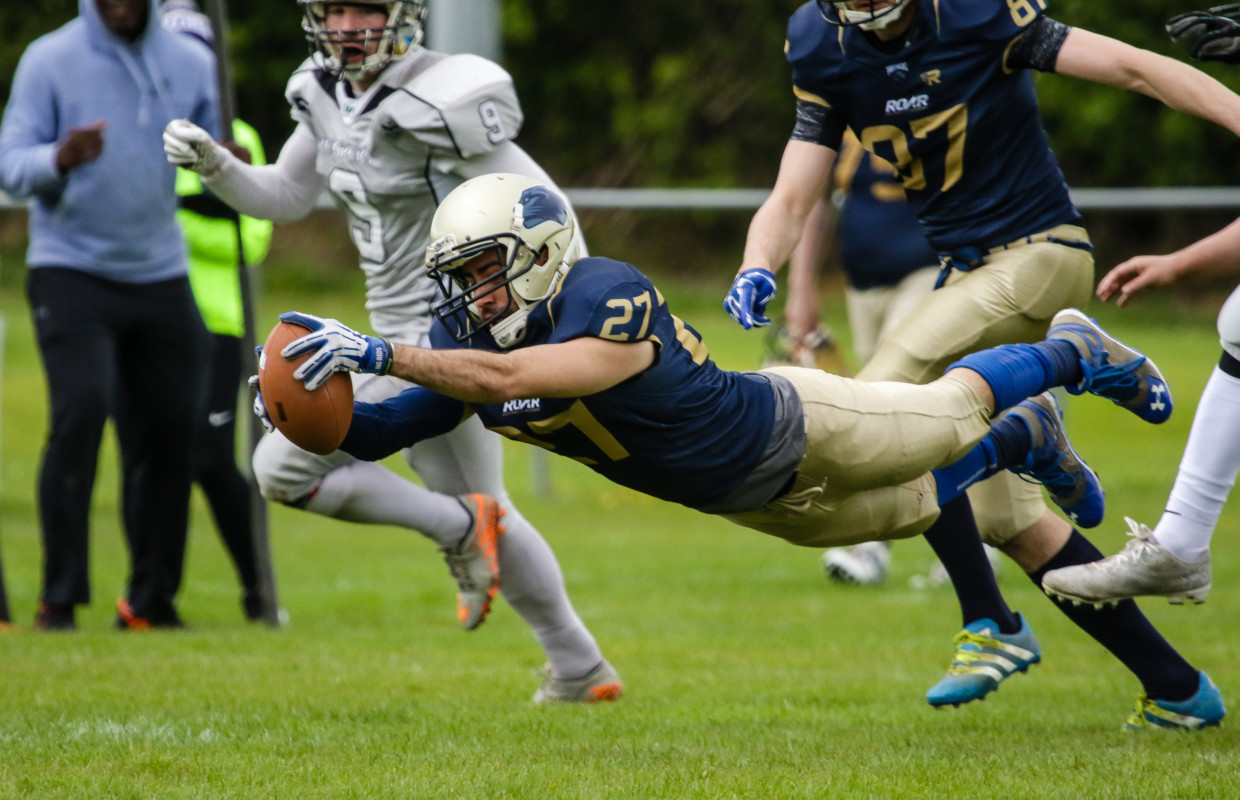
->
[490, 309, 528, 349]
[841, 0, 912, 30]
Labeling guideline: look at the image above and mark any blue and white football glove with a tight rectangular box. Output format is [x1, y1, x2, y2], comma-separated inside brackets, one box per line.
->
[248, 373, 275, 434]
[279, 311, 393, 391]
[1167, 6, 1240, 63]
[723, 268, 778, 330]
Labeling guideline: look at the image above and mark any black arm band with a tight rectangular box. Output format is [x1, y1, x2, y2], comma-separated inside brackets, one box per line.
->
[1007, 16, 1071, 72]
[791, 98, 846, 150]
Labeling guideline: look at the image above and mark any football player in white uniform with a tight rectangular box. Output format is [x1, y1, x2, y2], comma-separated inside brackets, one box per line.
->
[162, 0, 620, 704]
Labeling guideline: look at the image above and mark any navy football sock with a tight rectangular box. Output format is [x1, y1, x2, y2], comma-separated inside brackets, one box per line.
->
[1029, 530, 1199, 701]
[922, 494, 1019, 633]
[1032, 339, 1085, 391]
[932, 414, 1032, 505]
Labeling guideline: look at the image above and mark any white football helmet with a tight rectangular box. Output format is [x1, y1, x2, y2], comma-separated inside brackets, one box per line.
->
[299, 0, 427, 80]
[426, 173, 578, 349]
[816, 0, 916, 31]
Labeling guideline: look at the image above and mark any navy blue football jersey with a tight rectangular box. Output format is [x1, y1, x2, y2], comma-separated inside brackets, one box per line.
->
[344, 257, 779, 510]
[834, 132, 939, 289]
[787, 0, 1081, 251]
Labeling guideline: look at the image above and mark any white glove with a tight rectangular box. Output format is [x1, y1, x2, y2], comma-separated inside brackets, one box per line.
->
[163, 119, 222, 177]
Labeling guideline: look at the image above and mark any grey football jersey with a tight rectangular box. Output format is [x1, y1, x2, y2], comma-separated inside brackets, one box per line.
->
[285, 50, 523, 342]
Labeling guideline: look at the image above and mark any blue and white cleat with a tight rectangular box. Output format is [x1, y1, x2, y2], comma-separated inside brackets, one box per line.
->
[1004, 392, 1105, 528]
[1127, 671, 1225, 730]
[926, 614, 1042, 707]
[1047, 308, 1173, 423]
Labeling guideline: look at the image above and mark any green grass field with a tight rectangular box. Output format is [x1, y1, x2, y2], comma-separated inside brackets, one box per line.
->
[1, 263, 1239, 799]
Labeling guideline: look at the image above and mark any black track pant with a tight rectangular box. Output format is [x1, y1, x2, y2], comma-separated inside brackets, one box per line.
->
[28, 268, 208, 620]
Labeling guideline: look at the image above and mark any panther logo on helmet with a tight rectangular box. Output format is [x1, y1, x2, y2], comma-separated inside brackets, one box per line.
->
[299, 0, 428, 80]
[426, 174, 579, 349]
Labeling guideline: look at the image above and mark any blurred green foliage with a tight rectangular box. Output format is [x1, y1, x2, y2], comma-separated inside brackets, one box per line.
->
[2, 0, 1239, 189]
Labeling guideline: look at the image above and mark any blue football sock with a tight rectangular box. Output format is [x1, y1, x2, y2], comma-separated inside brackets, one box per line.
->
[947, 339, 1082, 413]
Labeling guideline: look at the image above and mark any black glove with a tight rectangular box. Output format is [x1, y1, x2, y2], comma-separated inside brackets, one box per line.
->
[1167, 6, 1240, 64]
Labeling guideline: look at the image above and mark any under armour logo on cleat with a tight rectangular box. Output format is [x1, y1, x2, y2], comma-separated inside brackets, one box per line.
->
[1149, 383, 1168, 412]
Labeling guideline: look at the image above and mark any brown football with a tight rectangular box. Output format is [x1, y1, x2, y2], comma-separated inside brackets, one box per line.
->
[258, 320, 353, 455]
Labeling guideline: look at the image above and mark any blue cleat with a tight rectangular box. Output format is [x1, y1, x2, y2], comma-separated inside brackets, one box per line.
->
[1005, 392, 1105, 528]
[1127, 671, 1226, 730]
[1047, 308, 1172, 423]
[926, 614, 1041, 707]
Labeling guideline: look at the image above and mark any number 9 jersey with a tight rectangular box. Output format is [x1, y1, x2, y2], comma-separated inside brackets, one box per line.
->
[786, 0, 1081, 252]
[285, 51, 524, 344]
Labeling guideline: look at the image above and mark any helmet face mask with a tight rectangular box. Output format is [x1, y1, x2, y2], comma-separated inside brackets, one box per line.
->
[426, 174, 578, 349]
[815, 0, 915, 31]
[299, 0, 428, 81]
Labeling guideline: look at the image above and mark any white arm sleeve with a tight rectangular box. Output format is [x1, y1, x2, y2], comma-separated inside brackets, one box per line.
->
[433, 142, 589, 257]
[203, 123, 324, 223]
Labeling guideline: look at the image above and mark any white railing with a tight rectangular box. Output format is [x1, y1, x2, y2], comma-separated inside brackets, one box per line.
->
[6, 186, 1240, 212]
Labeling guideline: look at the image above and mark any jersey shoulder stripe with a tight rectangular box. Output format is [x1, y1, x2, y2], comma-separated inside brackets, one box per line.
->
[925, 0, 1043, 44]
[392, 51, 524, 158]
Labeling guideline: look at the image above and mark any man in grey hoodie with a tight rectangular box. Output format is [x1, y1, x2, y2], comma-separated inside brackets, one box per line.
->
[0, 0, 220, 630]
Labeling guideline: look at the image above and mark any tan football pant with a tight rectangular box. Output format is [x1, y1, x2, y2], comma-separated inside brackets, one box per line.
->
[721, 368, 991, 548]
[855, 224, 1095, 545]
[844, 264, 941, 366]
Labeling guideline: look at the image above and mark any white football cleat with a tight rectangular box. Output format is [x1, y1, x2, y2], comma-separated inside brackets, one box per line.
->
[821, 541, 891, 585]
[1041, 517, 1211, 608]
[532, 660, 623, 705]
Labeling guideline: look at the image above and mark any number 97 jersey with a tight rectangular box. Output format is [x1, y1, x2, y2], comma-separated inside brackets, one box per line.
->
[786, 0, 1079, 252]
[431, 257, 780, 511]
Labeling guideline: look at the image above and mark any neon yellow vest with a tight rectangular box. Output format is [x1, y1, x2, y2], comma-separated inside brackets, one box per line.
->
[176, 119, 274, 337]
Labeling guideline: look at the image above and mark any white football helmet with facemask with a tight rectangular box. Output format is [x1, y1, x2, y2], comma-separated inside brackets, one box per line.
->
[425, 173, 578, 349]
[299, 0, 428, 80]
[816, 0, 916, 31]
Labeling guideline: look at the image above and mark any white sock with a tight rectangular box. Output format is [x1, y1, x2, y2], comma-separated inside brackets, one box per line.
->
[494, 499, 604, 679]
[304, 460, 470, 548]
[1154, 366, 1240, 562]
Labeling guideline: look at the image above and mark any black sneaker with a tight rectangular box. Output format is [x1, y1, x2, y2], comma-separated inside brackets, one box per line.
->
[242, 591, 263, 621]
[115, 598, 185, 630]
[34, 603, 77, 632]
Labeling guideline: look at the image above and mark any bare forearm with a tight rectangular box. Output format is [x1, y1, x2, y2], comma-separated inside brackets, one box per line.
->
[1172, 216, 1240, 278]
[1059, 29, 1240, 136]
[389, 344, 522, 404]
[741, 198, 810, 275]
[739, 140, 836, 275]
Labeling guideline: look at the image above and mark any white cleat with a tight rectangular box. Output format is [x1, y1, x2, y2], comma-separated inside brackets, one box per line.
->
[1041, 517, 1211, 608]
[532, 660, 623, 705]
[822, 541, 891, 585]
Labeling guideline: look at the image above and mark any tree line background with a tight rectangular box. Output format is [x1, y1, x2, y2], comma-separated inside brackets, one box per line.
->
[3, 1, 1239, 284]
[3, 0, 1238, 189]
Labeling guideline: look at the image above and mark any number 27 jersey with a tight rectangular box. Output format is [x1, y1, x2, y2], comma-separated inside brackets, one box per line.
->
[431, 258, 779, 511]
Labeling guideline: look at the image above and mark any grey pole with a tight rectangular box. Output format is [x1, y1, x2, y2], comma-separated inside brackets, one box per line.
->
[201, 0, 282, 627]
[427, 0, 501, 59]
